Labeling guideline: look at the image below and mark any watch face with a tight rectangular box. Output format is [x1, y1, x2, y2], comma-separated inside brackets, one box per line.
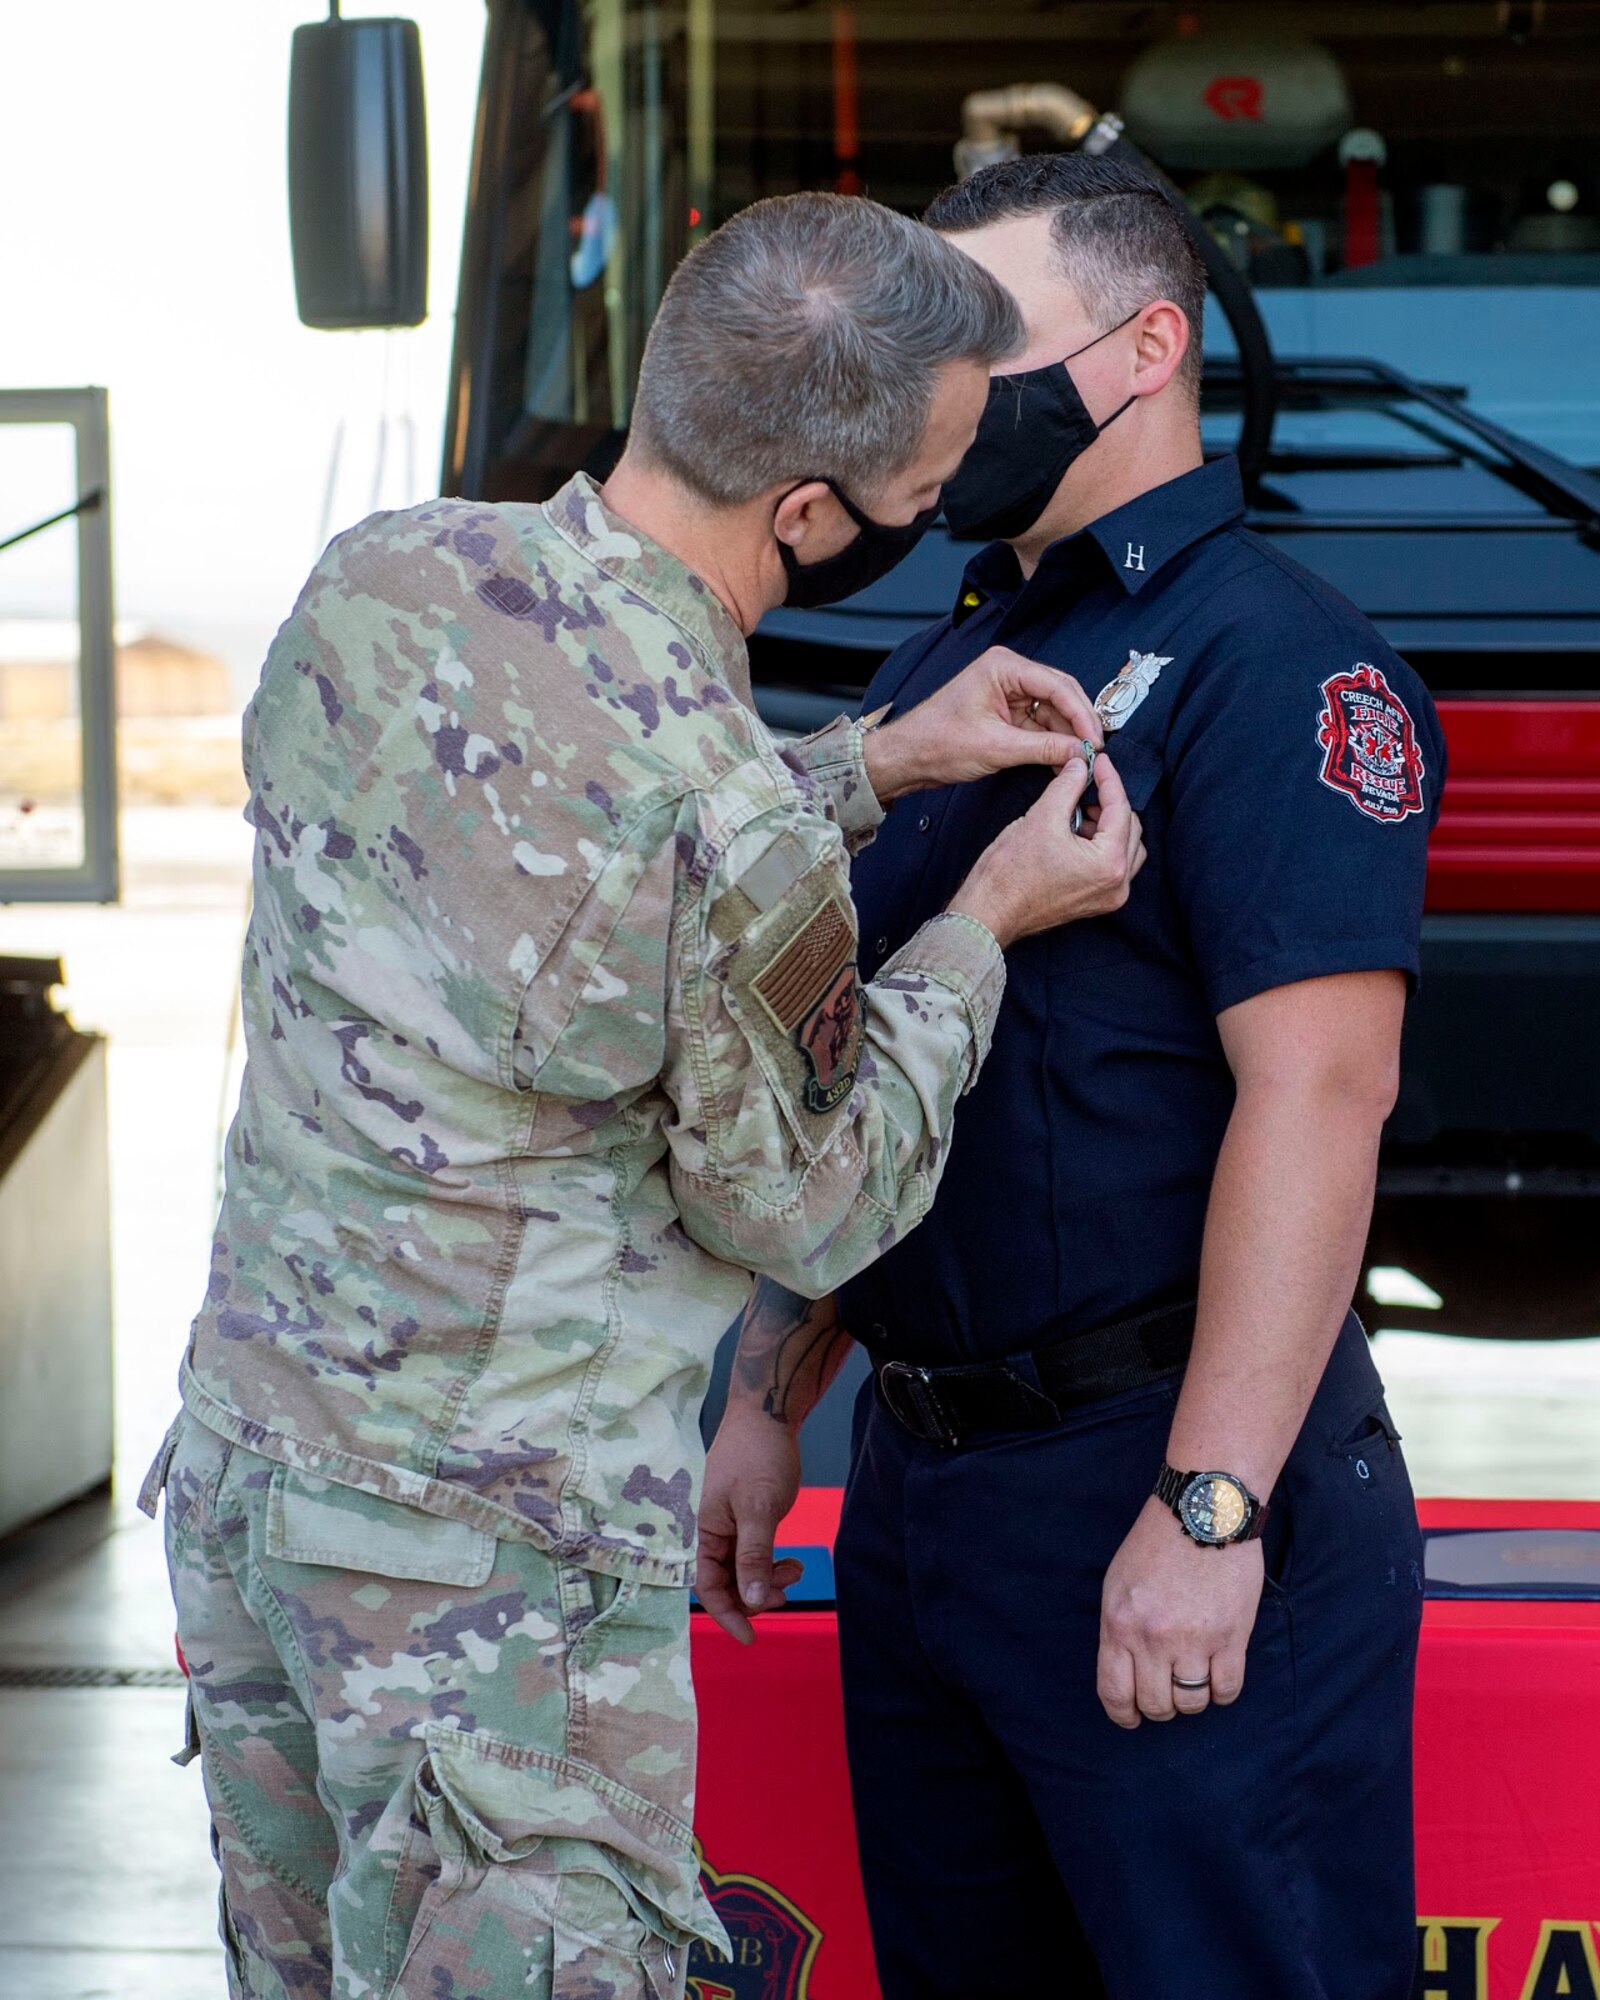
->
[1180, 1474, 1248, 1544]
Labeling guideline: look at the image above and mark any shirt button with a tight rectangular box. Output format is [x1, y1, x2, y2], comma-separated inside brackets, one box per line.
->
[917, 814, 932, 833]
[875, 935, 888, 955]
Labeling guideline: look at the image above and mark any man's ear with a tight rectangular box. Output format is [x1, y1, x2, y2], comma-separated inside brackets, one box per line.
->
[1131, 300, 1189, 398]
[771, 479, 836, 552]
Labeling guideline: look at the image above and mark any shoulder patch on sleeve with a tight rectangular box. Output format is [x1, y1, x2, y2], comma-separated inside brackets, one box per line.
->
[753, 895, 864, 1113]
[1316, 663, 1426, 823]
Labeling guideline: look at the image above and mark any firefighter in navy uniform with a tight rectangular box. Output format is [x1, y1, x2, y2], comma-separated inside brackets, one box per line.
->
[700, 155, 1446, 2000]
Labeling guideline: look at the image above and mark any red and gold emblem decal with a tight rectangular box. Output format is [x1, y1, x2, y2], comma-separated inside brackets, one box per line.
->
[690, 1858, 823, 2000]
[1316, 663, 1426, 823]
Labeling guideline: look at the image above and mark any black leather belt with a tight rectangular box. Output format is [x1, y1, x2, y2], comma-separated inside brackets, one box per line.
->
[874, 1298, 1196, 1448]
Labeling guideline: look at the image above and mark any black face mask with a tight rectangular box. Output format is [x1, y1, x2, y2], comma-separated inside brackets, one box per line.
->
[777, 478, 941, 609]
[940, 311, 1141, 544]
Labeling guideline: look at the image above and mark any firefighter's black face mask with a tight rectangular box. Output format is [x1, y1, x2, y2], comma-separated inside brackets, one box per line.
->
[940, 310, 1141, 544]
[778, 479, 941, 609]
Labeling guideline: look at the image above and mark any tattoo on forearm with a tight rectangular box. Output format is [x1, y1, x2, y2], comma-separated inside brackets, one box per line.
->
[733, 1280, 854, 1424]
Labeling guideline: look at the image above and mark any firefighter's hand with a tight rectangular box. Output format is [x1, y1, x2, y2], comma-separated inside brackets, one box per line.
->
[862, 648, 1103, 802]
[1096, 1497, 1264, 1728]
[697, 1410, 806, 1646]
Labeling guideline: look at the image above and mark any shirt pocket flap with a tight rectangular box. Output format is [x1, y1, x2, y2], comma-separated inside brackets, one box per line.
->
[1098, 734, 1163, 813]
[264, 1465, 497, 1585]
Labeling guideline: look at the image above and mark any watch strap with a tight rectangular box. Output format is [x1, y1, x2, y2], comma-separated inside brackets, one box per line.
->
[1155, 1462, 1269, 1543]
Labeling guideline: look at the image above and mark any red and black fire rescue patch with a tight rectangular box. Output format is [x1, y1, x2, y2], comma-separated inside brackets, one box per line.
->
[1316, 663, 1426, 823]
[753, 895, 864, 1115]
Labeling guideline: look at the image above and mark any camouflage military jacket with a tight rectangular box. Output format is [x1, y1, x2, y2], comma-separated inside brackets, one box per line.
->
[179, 475, 1004, 1584]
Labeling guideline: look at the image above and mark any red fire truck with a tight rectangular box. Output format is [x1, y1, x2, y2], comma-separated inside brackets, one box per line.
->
[282, 6, 1600, 1994]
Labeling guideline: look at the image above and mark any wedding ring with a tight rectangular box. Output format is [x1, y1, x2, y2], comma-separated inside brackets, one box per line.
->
[1172, 1675, 1211, 1691]
[1027, 697, 1043, 723]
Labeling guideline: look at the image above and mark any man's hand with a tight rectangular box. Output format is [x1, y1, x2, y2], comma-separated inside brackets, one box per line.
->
[948, 750, 1146, 949]
[1096, 1497, 1264, 1728]
[697, 1408, 806, 1645]
[863, 647, 1103, 803]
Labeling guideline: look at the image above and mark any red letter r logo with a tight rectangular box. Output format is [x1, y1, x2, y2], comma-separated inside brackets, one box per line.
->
[1202, 75, 1264, 120]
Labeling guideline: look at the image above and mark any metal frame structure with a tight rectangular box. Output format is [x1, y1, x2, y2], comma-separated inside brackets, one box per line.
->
[1205, 356, 1600, 537]
[0, 387, 119, 903]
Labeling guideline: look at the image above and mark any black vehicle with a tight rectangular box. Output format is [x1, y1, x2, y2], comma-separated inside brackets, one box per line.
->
[293, 0, 1600, 1343]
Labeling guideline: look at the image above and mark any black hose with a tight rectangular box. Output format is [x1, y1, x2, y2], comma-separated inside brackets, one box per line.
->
[1096, 132, 1279, 497]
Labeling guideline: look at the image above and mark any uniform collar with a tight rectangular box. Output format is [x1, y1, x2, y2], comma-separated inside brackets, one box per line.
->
[951, 455, 1245, 621]
[543, 472, 753, 706]
[1083, 455, 1245, 595]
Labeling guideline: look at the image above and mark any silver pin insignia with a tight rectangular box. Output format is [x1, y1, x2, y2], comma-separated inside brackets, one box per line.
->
[1094, 650, 1172, 731]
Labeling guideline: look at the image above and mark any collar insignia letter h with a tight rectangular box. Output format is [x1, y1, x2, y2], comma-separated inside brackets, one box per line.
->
[1125, 542, 1146, 572]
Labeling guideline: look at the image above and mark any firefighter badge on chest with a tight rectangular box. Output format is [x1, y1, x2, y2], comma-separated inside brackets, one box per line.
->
[1316, 663, 1426, 823]
[1094, 650, 1173, 731]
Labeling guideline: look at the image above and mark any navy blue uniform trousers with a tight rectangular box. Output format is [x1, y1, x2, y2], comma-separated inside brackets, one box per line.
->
[835, 1316, 1424, 2000]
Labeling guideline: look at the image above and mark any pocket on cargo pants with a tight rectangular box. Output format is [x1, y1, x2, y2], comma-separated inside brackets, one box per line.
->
[392, 1721, 722, 1998]
[250, 1456, 724, 2000]
[388, 1565, 727, 2000]
[247, 1465, 727, 2000]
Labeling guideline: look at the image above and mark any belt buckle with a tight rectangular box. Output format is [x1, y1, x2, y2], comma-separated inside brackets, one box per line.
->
[879, 1360, 959, 1448]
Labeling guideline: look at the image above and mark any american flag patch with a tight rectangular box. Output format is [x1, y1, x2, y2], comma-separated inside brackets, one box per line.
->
[754, 896, 855, 1034]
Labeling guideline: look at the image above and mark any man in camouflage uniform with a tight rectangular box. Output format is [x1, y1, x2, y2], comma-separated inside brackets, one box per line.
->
[141, 192, 1142, 1999]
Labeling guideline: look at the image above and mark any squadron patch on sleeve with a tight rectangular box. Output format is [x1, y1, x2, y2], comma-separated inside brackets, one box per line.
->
[1316, 664, 1426, 823]
[753, 895, 864, 1113]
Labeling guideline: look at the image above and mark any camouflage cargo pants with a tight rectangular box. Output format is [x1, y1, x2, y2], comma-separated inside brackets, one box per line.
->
[142, 1412, 726, 1999]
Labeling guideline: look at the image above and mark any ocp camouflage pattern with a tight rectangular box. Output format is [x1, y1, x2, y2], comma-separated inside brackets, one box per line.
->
[177, 473, 1005, 1586]
[155, 1410, 724, 1998]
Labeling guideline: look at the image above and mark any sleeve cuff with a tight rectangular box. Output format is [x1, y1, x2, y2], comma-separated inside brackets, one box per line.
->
[1203, 937, 1422, 1017]
[876, 911, 1007, 1083]
[780, 715, 887, 850]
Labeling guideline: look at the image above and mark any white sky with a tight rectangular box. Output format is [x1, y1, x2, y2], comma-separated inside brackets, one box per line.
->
[0, 1, 487, 696]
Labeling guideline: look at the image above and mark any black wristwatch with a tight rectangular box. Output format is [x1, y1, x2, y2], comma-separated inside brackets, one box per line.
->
[1154, 1463, 1269, 1547]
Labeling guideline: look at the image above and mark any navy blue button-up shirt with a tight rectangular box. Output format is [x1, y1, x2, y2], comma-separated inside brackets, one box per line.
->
[838, 457, 1445, 1365]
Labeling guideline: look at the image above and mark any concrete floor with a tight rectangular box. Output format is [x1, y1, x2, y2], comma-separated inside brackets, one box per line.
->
[0, 1672, 221, 2000]
[1, 807, 1597, 1998]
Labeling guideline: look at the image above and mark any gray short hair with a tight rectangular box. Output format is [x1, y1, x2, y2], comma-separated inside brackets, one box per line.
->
[924, 155, 1207, 395]
[631, 192, 1024, 507]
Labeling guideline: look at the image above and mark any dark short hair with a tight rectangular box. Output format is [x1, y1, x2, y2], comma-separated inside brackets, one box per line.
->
[924, 154, 1206, 395]
[632, 192, 1024, 507]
